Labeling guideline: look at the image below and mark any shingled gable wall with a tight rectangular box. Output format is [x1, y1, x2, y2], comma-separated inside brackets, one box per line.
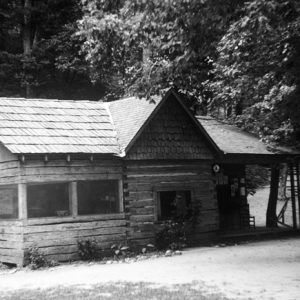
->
[126, 94, 213, 160]
[123, 94, 219, 246]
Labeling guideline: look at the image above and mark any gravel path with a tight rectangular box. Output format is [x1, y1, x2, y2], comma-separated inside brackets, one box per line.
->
[0, 237, 299, 300]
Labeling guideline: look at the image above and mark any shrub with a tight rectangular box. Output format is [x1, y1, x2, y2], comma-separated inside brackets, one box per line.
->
[78, 239, 99, 261]
[24, 246, 56, 270]
[155, 221, 187, 251]
[155, 206, 200, 251]
[0, 262, 9, 270]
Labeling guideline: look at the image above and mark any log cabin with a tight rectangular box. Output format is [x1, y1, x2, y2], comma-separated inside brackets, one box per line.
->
[0, 89, 299, 266]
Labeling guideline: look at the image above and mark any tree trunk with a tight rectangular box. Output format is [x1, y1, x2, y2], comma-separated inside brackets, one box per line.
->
[22, 0, 33, 97]
[266, 165, 280, 227]
[278, 163, 288, 200]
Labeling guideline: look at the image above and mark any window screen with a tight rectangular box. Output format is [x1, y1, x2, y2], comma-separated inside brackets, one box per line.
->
[158, 190, 191, 221]
[77, 180, 119, 215]
[27, 183, 70, 218]
[0, 185, 18, 219]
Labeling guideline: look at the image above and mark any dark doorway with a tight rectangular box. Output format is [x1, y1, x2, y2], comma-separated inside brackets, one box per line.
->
[216, 165, 248, 231]
[217, 183, 241, 230]
[158, 190, 191, 221]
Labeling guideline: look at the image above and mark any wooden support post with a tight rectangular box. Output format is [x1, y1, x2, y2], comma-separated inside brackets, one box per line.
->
[289, 164, 297, 230]
[69, 182, 78, 217]
[18, 183, 27, 219]
[266, 164, 280, 227]
[296, 163, 300, 229]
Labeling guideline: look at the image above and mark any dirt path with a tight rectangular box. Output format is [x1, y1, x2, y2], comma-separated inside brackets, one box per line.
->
[0, 238, 299, 299]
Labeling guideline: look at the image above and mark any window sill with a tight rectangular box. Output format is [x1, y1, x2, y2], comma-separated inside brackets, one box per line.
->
[25, 213, 126, 225]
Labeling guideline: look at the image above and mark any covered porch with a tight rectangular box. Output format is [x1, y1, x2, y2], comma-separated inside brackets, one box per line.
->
[214, 154, 300, 237]
[196, 116, 300, 237]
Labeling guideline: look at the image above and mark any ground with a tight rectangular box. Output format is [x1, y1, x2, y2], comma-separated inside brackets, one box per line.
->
[0, 237, 299, 300]
[248, 186, 296, 227]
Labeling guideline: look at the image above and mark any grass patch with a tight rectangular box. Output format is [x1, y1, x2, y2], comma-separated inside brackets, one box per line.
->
[0, 282, 230, 300]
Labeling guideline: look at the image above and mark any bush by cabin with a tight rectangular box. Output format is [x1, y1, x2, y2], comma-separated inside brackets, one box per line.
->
[0, 89, 298, 266]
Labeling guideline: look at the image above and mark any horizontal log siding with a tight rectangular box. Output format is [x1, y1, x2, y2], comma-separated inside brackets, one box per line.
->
[0, 220, 24, 265]
[19, 159, 123, 183]
[124, 160, 219, 246]
[0, 161, 20, 185]
[20, 159, 125, 263]
[0, 145, 21, 264]
[23, 214, 126, 262]
[0, 158, 125, 265]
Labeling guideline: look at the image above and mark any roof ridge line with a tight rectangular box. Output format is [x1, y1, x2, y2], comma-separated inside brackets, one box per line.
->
[103, 103, 124, 157]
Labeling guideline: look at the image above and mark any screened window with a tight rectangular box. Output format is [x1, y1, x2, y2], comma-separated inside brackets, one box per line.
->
[27, 183, 70, 218]
[77, 180, 119, 215]
[158, 190, 191, 221]
[0, 185, 18, 219]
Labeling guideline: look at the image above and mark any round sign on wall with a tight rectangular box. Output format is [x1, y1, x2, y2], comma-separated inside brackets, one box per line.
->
[212, 164, 220, 173]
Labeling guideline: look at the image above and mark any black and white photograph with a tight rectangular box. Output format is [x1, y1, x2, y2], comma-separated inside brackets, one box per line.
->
[0, 1, 299, 299]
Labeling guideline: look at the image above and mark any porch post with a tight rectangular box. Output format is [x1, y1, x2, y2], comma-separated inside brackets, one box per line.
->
[69, 181, 78, 217]
[289, 164, 297, 230]
[18, 183, 27, 219]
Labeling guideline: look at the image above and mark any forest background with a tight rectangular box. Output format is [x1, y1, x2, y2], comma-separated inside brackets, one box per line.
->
[0, 0, 299, 147]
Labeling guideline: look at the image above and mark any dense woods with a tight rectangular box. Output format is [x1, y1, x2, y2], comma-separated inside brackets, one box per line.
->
[0, 0, 299, 146]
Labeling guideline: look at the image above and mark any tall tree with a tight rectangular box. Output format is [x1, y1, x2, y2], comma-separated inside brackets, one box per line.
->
[206, 0, 300, 146]
[0, 0, 104, 99]
[77, 0, 244, 100]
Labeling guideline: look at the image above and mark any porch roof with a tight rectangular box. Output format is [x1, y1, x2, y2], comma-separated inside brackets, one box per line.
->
[197, 116, 274, 155]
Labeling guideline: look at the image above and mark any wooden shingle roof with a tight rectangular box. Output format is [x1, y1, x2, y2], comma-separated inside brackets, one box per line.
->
[0, 98, 120, 154]
[108, 96, 160, 153]
[197, 116, 273, 155]
[0, 92, 296, 157]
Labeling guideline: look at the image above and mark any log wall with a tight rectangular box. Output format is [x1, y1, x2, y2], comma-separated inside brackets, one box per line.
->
[1, 156, 219, 265]
[0, 144, 22, 264]
[0, 143, 20, 185]
[23, 214, 126, 262]
[18, 158, 123, 183]
[0, 220, 23, 265]
[123, 160, 219, 246]
[0, 158, 127, 265]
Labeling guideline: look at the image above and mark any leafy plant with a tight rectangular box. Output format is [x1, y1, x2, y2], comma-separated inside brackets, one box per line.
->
[155, 221, 187, 251]
[155, 204, 200, 251]
[24, 246, 56, 270]
[78, 239, 99, 261]
[110, 244, 132, 260]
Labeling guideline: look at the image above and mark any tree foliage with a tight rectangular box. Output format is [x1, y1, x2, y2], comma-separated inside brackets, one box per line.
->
[206, 0, 300, 146]
[1, 0, 300, 146]
[0, 0, 104, 99]
[77, 0, 244, 100]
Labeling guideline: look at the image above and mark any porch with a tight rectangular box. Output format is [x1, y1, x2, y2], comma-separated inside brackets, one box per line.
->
[215, 159, 300, 239]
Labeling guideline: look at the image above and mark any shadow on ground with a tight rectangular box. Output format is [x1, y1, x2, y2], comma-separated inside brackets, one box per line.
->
[0, 281, 232, 300]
